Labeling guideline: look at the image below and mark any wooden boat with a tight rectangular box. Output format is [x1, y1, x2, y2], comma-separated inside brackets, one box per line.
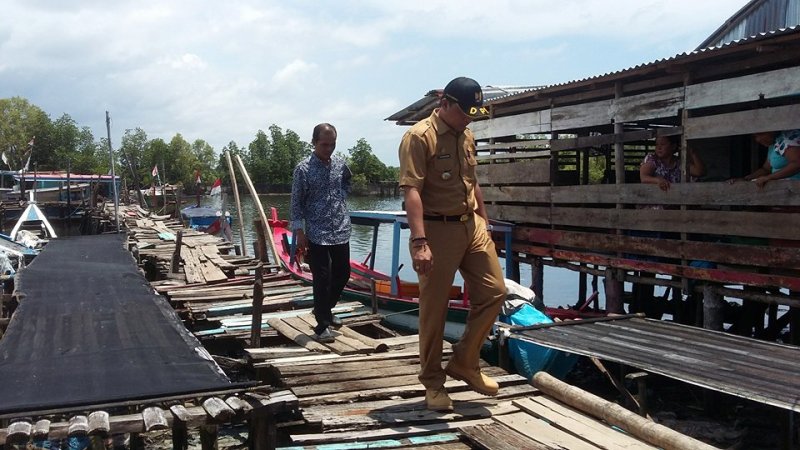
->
[268, 208, 598, 324]
[141, 184, 180, 215]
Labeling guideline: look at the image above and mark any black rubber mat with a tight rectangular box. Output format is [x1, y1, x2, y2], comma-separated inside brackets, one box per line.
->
[0, 234, 235, 415]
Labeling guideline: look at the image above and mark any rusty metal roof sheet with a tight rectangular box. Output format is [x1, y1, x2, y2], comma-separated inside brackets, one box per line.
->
[510, 316, 800, 412]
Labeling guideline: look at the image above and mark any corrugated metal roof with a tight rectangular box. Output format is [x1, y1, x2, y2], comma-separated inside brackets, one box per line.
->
[698, 0, 800, 49]
[388, 25, 800, 123]
[487, 25, 800, 105]
[510, 316, 800, 412]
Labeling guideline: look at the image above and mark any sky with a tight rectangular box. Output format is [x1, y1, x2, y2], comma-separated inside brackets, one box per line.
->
[0, 0, 748, 167]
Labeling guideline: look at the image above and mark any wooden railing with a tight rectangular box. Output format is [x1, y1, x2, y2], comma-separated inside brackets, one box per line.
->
[483, 177, 800, 293]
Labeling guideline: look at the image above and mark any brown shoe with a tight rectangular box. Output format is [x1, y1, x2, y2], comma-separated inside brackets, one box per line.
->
[445, 362, 499, 396]
[425, 387, 453, 411]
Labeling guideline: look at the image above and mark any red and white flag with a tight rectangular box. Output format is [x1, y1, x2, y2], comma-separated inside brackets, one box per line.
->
[194, 169, 201, 185]
[210, 178, 222, 196]
[151, 164, 159, 177]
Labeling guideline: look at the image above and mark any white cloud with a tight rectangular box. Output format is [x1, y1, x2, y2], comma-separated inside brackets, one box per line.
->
[167, 53, 208, 70]
[0, 0, 752, 168]
[272, 59, 317, 87]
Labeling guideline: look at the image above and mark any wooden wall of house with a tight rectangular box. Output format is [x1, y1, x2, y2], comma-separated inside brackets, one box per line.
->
[472, 36, 800, 330]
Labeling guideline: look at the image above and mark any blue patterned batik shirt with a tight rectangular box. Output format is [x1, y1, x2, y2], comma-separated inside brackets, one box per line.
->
[290, 153, 352, 245]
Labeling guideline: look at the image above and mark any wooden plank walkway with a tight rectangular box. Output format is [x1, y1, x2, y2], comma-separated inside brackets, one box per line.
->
[251, 332, 667, 449]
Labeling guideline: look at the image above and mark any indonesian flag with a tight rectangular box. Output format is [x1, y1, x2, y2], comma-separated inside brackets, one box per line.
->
[194, 169, 201, 185]
[151, 164, 159, 177]
[210, 178, 222, 196]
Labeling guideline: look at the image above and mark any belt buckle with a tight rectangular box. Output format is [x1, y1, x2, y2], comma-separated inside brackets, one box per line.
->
[459, 214, 469, 222]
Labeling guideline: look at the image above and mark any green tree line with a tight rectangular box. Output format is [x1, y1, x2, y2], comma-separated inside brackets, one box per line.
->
[0, 96, 398, 193]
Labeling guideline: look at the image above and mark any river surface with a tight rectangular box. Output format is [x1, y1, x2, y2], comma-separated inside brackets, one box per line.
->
[200, 193, 591, 309]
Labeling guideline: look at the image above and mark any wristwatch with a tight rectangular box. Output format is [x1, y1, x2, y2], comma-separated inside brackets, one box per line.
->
[486, 224, 494, 232]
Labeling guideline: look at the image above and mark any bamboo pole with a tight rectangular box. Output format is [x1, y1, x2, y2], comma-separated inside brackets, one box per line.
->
[223, 151, 248, 256]
[532, 372, 718, 450]
[233, 154, 279, 265]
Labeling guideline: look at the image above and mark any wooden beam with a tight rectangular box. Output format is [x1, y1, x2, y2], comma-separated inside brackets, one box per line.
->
[611, 87, 684, 123]
[684, 104, 800, 139]
[513, 226, 800, 269]
[482, 181, 800, 207]
[471, 110, 551, 140]
[477, 159, 551, 185]
[686, 66, 800, 110]
[488, 204, 800, 241]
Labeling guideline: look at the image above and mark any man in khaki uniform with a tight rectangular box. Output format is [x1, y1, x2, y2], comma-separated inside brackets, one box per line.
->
[398, 77, 506, 411]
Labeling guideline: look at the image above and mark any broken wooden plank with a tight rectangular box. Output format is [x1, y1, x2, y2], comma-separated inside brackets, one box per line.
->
[266, 318, 330, 353]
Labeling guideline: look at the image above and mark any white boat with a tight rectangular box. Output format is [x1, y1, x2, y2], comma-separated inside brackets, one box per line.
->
[10, 192, 57, 249]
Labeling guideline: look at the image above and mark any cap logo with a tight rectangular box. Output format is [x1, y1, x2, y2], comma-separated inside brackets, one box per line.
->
[469, 106, 490, 116]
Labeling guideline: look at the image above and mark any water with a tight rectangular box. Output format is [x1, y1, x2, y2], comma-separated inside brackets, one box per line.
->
[202, 193, 588, 309]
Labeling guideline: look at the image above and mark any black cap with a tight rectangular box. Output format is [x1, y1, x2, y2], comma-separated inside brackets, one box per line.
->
[442, 77, 489, 118]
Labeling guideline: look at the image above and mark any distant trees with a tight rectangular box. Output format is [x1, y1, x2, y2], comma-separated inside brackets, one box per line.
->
[0, 96, 398, 194]
[347, 138, 395, 190]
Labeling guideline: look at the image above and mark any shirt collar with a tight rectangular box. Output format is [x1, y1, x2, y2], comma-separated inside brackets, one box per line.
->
[310, 152, 332, 167]
[431, 108, 456, 137]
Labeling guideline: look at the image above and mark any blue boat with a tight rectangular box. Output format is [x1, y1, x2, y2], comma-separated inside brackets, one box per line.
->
[180, 205, 233, 239]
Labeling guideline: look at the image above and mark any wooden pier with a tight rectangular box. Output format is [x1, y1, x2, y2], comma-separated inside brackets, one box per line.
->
[109, 204, 716, 448]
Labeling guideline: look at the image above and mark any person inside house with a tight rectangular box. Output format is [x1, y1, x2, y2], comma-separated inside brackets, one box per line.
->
[731, 130, 800, 188]
[398, 76, 505, 412]
[631, 135, 706, 318]
[639, 135, 706, 193]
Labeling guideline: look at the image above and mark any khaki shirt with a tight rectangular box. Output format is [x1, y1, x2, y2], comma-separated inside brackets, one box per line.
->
[398, 109, 478, 216]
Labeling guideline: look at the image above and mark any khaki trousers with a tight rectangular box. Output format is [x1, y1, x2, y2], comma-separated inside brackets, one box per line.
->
[415, 214, 505, 389]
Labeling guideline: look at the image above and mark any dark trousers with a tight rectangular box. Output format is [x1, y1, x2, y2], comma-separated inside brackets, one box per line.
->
[307, 241, 351, 334]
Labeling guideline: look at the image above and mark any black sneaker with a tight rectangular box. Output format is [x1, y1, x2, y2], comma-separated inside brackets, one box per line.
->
[331, 315, 343, 329]
[314, 327, 335, 343]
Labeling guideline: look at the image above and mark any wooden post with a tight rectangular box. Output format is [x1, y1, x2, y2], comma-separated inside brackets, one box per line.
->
[224, 151, 248, 257]
[171, 230, 183, 274]
[248, 408, 277, 450]
[497, 329, 510, 372]
[604, 269, 624, 314]
[370, 279, 378, 314]
[171, 420, 188, 450]
[250, 264, 264, 348]
[130, 433, 145, 450]
[702, 285, 724, 331]
[578, 270, 587, 307]
[175, 189, 182, 220]
[253, 219, 268, 263]
[199, 424, 218, 450]
[233, 154, 279, 265]
[531, 257, 544, 303]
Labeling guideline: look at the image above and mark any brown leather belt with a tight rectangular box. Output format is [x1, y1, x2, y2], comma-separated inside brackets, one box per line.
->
[423, 213, 473, 223]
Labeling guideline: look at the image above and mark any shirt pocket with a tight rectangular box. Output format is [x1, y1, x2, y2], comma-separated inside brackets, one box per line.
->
[463, 144, 478, 182]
